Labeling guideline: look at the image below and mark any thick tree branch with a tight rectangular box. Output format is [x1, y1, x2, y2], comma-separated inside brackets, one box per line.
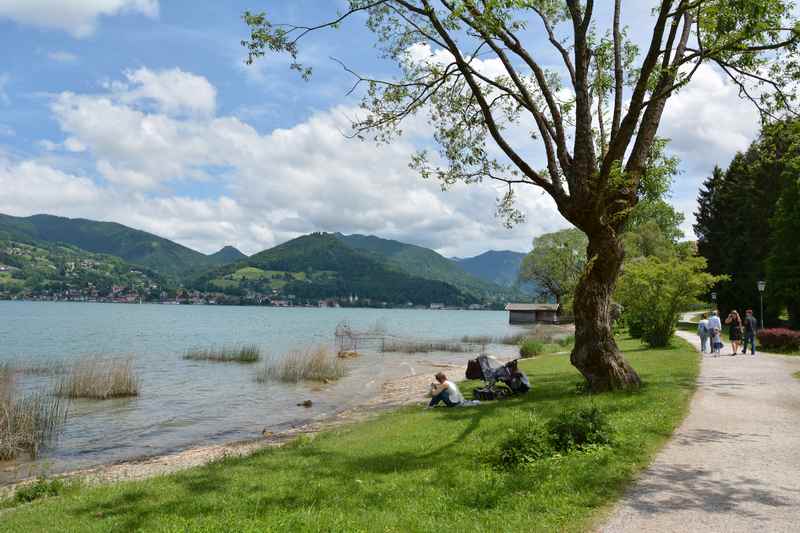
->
[611, 0, 623, 140]
[420, 0, 559, 198]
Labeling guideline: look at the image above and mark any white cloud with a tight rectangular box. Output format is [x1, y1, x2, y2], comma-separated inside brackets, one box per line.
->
[0, 0, 158, 38]
[35, 67, 567, 255]
[0, 159, 103, 211]
[64, 137, 86, 152]
[660, 65, 760, 173]
[659, 64, 762, 240]
[47, 51, 78, 63]
[115, 67, 217, 116]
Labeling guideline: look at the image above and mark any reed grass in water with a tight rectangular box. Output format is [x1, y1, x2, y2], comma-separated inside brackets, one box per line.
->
[0, 363, 68, 461]
[258, 347, 345, 383]
[183, 345, 261, 363]
[57, 357, 139, 400]
[381, 340, 476, 354]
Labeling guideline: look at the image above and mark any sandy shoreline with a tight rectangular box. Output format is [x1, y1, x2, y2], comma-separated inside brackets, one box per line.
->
[1, 362, 464, 497]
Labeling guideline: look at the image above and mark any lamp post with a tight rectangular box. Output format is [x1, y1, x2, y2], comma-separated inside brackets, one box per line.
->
[711, 291, 717, 311]
[757, 281, 766, 329]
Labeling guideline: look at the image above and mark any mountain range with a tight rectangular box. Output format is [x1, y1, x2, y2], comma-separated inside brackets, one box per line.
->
[0, 213, 532, 305]
[0, 213, 231, 279]
[453, 250, 526, 287]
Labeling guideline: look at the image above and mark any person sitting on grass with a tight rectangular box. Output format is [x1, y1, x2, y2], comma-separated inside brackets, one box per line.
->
[428, 372, 463, 408]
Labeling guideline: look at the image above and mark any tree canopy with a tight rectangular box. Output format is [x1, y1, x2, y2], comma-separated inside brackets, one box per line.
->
[243, 0, 800, 391]
[519, 228, 587, 309]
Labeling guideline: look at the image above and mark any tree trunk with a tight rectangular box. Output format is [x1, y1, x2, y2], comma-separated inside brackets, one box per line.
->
[570, 226, 641, 392]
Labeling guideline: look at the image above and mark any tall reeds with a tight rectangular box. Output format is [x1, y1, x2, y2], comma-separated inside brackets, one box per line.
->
[0, 362, 68, 460]
[183, 345, 261, 363]
[258, 347, 345, 383]
[57, 357, 140, 400]
[380, 340, 476, 354]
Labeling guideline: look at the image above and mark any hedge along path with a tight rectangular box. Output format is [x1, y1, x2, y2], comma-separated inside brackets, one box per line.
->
[601, 330, 800, 533]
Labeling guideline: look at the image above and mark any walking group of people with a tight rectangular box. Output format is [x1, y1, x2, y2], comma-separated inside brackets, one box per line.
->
[697, 309, 758, 356]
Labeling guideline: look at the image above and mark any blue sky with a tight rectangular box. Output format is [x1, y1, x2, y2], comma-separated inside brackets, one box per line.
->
[0, 1, 764, 256]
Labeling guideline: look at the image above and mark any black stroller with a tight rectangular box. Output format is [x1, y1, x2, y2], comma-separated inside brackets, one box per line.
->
[465, 355, 530, 401]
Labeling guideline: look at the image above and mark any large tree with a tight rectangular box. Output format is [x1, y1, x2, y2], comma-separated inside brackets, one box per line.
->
[243, 1, 800, 391]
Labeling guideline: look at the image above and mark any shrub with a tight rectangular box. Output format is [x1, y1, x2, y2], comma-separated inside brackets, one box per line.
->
[184, 345, 261, 363]
[616, 256, 723, 347]
[0, 363, 68, 461]
[259, 347, 345, 383]
[495, 420, 553, 469]
[57, 357, 139, 400]
[14, 476, 68, 503]
[497, 333, 529, 345]
[546, 406, 612, 452]
[756, 328, 800, 350]
[557, 335, 575, 348]
[519, 340, 544, 358]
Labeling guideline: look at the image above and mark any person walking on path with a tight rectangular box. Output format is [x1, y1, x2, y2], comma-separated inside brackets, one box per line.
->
[725, 310, 743, 356]
[707, 311, 722, 356]
[711, 327, 723, 357]
[707, 310, 722, 333]
[697, 314, 710, 353]
[742, 309, 758, 355]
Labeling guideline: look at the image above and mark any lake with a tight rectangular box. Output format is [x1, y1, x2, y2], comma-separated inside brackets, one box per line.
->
[0, 301, 530, 483]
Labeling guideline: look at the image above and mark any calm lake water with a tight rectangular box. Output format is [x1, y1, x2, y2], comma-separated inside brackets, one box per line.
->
[0, 301, 527, 482]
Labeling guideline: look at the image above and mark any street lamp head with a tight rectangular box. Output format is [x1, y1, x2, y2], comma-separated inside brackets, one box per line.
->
[758, 281, 766, 293]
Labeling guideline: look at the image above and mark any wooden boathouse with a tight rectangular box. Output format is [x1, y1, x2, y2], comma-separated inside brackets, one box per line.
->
[505, 303, 560, 324]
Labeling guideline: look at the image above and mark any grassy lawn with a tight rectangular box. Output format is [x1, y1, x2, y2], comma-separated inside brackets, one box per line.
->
[1, 336, 699, 532]
[0, 271, 23, 287]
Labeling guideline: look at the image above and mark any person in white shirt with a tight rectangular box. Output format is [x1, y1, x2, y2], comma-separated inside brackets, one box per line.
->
[698, 314, 710, 353]
[428, 372, 464, 407]
[707, 310, 722, 333]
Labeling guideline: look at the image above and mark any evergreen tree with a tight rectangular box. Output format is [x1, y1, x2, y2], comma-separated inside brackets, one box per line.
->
[694, 121, 798, 324]
[766, 122, 800, 327]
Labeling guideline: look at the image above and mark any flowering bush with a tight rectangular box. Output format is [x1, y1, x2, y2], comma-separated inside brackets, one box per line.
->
[756, 328, 800, 350]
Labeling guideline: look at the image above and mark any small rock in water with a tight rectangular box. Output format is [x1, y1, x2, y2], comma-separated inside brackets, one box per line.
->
[297, 400, 313, 408]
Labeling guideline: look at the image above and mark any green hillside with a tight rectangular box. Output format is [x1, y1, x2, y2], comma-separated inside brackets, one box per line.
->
[208, 245, 247, 265]
[0, 214, 239, 279]
[453, 250, 524, 285]
[336, 233, 524, 302]
[194, 233, 475, 306]
[0, 239, 165, 299]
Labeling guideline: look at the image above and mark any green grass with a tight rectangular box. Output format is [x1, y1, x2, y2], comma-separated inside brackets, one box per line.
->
[0, 271, 23, 287]
[210, 268, 336, 290]
[0, 336, 699, 532]
[793, 371, 800, 380]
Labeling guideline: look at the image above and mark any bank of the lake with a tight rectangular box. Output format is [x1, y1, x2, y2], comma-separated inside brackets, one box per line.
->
[0, 301, 528, 482]
[1, 336, 700, 532]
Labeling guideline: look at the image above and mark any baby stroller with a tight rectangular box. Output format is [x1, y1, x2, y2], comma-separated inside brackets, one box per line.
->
[465, 355, 530, 401]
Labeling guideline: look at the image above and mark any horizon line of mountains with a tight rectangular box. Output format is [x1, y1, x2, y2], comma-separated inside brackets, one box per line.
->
[0, 213, 536, 306]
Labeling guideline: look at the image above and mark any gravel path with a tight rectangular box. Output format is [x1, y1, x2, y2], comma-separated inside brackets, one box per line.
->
[601, 330, 800, 533]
